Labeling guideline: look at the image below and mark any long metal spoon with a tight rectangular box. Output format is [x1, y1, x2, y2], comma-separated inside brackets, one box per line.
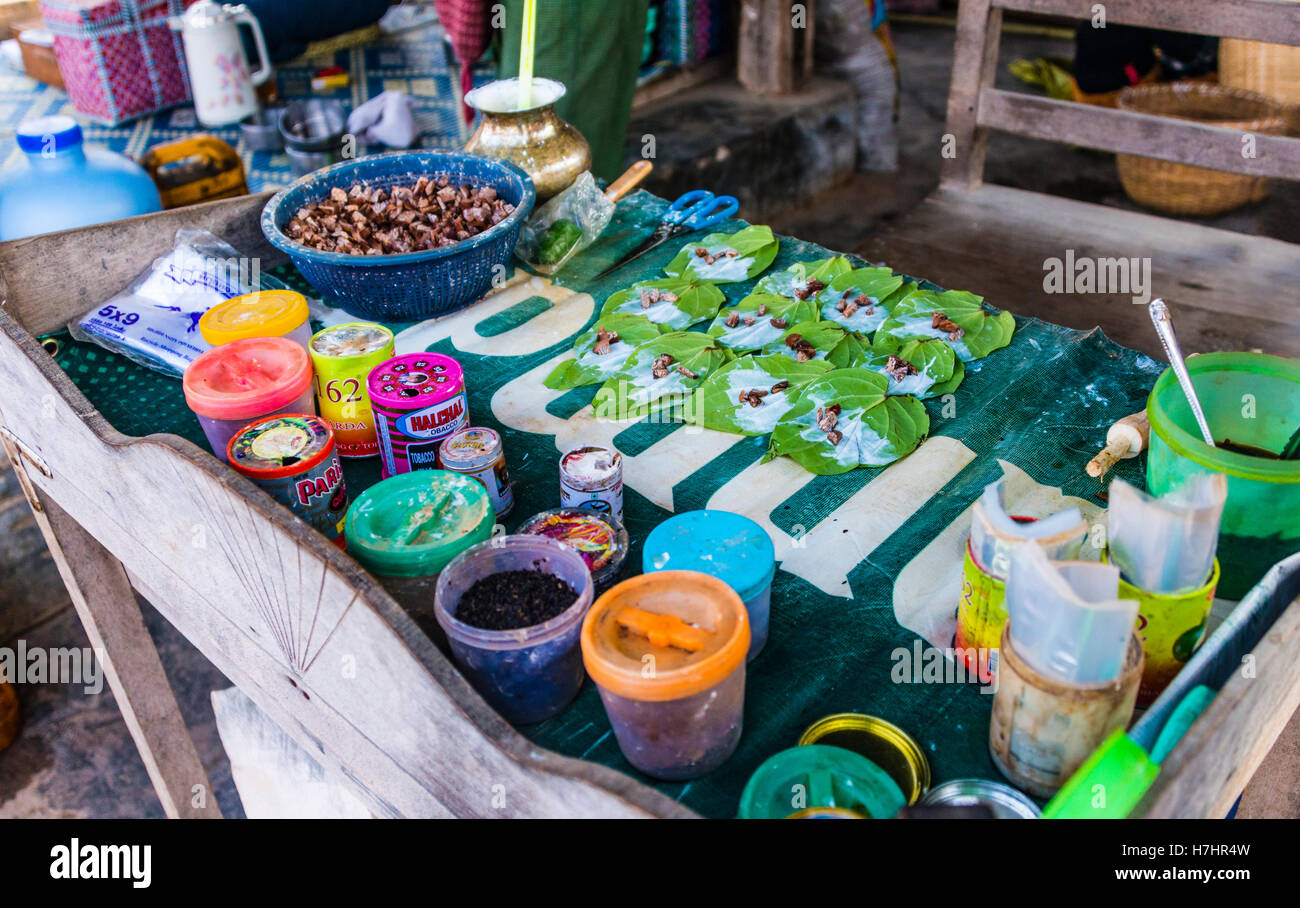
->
[1149, 298, 1215, 447]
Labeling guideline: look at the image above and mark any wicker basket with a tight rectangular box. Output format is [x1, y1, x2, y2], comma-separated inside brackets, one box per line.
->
[1219, 0, 1300, 107]
[262, 151, 535, 322]
[1115, 82, 1287, 217]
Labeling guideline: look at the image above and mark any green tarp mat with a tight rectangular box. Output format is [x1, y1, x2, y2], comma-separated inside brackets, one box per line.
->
[45, 191, 1166, 818]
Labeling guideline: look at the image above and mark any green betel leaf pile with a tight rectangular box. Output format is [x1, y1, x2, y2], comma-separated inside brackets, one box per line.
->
[569, 234, 1014, 475]
[818, 267, 907, 334]
[860, 333, 964, 399]
[763, 368, 931, 474]
[544, 313, 669, 390]
[664, 225, 780, 283]
[592, 331, 735, 421]
[598, 277, 725, 330]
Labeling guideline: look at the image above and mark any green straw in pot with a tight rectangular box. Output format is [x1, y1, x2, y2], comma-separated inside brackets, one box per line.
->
[518, 0, 537, 109]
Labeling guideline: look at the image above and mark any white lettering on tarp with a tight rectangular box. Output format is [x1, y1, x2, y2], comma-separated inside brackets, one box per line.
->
[707, 437, 975, 597]
[392, 274, 594, 357]
[492, 356, 740, 510]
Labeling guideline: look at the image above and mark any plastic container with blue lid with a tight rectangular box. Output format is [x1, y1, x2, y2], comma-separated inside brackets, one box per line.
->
[642, 510, 776, 661]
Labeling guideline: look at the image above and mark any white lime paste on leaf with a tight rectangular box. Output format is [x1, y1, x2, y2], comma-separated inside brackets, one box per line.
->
[717, 366, 801, 434]
[819, 289, 888, 333]
[796, 390, 897, 468]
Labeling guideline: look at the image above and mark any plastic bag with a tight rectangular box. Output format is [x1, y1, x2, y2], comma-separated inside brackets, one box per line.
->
[68, 228, 276, 378]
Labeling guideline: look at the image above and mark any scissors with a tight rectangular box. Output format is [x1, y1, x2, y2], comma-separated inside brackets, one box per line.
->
[592, 189, 740, 281]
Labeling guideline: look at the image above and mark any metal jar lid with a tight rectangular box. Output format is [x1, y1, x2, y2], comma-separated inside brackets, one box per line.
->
[439, 427, 504, 473]
[797, 712, 931, 805]
[920, 779, 1042, 819]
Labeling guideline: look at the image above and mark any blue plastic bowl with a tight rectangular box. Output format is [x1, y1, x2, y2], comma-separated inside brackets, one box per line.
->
[261, 150, 535, 321]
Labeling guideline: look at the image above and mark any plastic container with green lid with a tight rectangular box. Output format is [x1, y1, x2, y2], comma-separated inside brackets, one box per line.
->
[345, 470, 495, 633]
[1145, 351, 1300, 598]
[738, 744, 907, 819]
[199, 289, 311, 351]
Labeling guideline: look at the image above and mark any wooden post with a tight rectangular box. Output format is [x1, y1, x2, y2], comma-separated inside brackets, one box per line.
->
[940, 0, 1003, 189]
[738, 0, 815, 96]
[8, 462, 223, 819]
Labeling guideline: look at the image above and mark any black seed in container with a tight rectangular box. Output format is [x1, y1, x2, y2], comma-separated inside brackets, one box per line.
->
[456, 569, 579, 631]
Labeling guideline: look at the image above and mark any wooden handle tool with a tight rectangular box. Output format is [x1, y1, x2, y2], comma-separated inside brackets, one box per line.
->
[603, 160, 653, 202]
[1086, 411, 1151, 479]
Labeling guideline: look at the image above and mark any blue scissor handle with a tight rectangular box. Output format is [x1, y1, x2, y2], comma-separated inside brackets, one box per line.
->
[663, 190, 740, 230]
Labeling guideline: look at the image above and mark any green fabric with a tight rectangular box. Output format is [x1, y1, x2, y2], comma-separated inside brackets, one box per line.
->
[46, 191, 1166, 819]
[498, 0, 650, 181]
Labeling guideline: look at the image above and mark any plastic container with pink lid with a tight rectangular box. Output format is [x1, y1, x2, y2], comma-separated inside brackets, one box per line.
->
[183, 336, 316, 461]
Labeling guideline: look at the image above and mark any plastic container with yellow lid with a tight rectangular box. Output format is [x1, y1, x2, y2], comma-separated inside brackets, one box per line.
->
[199, 289, 311, 351]
[581, 570, 749, 780]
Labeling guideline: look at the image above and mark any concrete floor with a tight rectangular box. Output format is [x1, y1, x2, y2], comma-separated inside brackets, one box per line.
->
[1, 21, 1296, 819]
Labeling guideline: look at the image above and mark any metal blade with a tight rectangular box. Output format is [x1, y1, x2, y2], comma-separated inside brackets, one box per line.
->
[591, 225, 681, 281]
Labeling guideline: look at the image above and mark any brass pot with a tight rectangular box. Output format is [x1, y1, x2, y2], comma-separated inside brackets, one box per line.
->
[463, 78, 591, 202]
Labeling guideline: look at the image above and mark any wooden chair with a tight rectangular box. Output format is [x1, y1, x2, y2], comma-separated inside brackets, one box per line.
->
[865, 0, 1300, 359]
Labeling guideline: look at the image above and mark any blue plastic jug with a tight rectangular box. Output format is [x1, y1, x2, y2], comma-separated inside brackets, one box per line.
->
[0, 116, 162, 241]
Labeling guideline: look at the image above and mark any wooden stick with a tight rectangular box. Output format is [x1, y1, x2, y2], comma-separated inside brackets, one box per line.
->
[604, 160, 653, 202]
[1087, 411, 1151, 478]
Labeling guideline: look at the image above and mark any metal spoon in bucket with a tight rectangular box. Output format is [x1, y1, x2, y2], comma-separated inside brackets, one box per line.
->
[1149, 298, 1215, 447]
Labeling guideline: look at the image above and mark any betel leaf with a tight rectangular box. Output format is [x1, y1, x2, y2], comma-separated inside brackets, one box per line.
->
[543, 313, 669, 390]
[860, 334, 961, 399]
[877, 287, 1015, 361]
[705, 292, 820, 352]
[663, 225, 779, 283]
[598, 277, 725, 330]
[760, 319, 868, 368]
[754, 255, 854, 298]
[764, 368, 930, 475]
[687, 354, 836, 436]
[591, 331, 735, 421]
[818, 267, 906, 335]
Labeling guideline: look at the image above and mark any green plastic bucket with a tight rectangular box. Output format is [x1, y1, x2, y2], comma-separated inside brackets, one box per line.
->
[1146, 352, 1300, 599]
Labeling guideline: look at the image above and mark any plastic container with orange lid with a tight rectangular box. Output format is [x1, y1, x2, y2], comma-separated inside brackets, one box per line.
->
[183, 336, 316, 461]
[581, 570, 750, 780]
[198, 289, 312, 352]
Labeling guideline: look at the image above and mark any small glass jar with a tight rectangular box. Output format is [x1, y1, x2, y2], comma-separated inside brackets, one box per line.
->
[515, 507, 629, 593]
[435, 536, 594, 724]
[582, 570, 750, 780]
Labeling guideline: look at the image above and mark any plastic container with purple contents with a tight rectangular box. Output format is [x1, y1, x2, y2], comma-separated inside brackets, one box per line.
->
[182, 336, 316, 462]
[516, 507, 629, 593]
[581, 570, 750, 780]
[434, 535, 594, 724]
